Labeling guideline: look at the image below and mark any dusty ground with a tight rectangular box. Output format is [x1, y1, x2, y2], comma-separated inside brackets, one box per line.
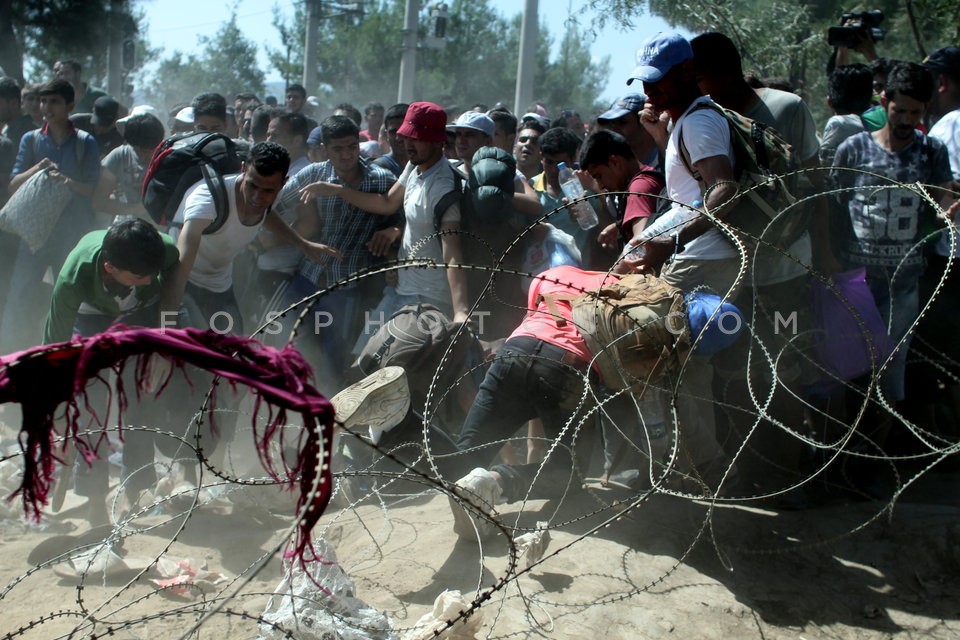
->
[2, 437, 959, 640]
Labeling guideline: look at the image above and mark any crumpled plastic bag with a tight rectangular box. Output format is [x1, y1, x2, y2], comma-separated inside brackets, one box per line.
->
[150, 555, 229, 599]
[402, 590, 483, 640]
[513, 521, 550, 568]
[258, 539, 394, 640]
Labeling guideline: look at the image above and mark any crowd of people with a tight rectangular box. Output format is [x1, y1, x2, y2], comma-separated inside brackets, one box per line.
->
[0, 29, 958, 533]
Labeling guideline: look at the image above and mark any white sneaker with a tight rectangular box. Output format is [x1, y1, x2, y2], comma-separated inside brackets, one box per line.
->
[330, 366, 410, 432]
[448, 468, 503, 540]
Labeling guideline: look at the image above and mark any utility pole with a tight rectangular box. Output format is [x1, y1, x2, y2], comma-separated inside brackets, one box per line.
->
[397, 0, 419, 103]
[303, 0, 321, 93]
[106, 0, 124, 99]
[514, 0, 538, 113]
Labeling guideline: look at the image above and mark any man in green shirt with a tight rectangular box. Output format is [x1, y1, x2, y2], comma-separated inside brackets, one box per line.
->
[44, 218, 179, 344]
[44, 217, 179, 524]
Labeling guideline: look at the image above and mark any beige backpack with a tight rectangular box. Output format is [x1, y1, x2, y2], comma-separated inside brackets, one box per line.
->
[571, 274, 691, 390]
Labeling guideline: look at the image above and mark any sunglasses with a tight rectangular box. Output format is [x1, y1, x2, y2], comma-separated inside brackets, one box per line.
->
[518, 135, 539, 144]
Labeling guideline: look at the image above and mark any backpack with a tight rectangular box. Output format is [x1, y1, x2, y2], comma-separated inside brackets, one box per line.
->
[678, 102, 805, 251]
[430, 149, 525, 339]
[432, 147, 517, 254]
[432, 163, 468, 237]
[141, 131, 242, 232]
[351, 303, 484, 427]
[571, 274, 691, 390]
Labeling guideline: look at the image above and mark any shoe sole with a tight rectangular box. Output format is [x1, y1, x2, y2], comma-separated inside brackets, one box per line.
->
[330, 366, 410, 429]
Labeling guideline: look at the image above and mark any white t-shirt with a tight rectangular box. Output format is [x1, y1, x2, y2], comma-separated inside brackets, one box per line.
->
[642, 96, 737, 260]
[395, 158, 461, 304]
[171, 174, 264, 293]
[930, 109, 960, 257]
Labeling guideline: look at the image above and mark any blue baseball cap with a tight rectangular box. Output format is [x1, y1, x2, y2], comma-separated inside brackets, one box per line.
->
[627, 32, 693, 85]
[306, 126, 323, 148]
[685, 292, 745, 355]
[598, 93, 646, 122]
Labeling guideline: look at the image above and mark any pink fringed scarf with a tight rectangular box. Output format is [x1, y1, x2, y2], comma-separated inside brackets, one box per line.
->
[0, 326, 335, 563]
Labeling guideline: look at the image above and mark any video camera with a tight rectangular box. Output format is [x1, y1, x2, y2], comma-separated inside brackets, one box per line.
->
[828, 10, 886, 48]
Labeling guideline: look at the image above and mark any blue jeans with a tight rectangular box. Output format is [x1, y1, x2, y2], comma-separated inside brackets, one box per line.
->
[866, 268, 919, 403]
[374, 336, 599, 500]
[180, 282, 244, 334]
[279, 275, 364, 396]
[169, 283, 245, 455]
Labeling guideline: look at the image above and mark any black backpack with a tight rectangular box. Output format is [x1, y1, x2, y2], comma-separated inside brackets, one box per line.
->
[141, 131, 242, 233]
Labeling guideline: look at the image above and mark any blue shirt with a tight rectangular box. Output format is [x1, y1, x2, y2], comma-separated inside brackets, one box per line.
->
[12, 123, 100, 186]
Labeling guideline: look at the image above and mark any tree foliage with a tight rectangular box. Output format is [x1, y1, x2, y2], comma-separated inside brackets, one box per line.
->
[1, 0, 153, 88]
[267, 0, 405, 108]
[586, 0, 960, 126]
[536, 20, 611, 115]
[144, 13, 265, 112]
[266, 0, 609, 116]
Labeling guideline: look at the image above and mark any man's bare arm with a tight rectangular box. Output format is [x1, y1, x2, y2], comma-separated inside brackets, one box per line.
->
[677, 154, 739, 244]
[259, 201, 319, 250]
[161, 217, 211, 324]
[639, 154, 738, 270]
[264, 209, 342, 262]
[513, 175, 544, 217]
[440, 220, 470, 323]
[300, 179, 405, 215]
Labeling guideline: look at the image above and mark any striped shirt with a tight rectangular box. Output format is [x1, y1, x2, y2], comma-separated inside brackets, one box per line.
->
[273, 158, 396, 289]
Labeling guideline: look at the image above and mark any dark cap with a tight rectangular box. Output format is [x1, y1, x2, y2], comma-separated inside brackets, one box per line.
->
[397, 101, 447, 143]
[598, 93, 646, 122]
[91, 96, 121, 127]
[922, 46, 960, 78]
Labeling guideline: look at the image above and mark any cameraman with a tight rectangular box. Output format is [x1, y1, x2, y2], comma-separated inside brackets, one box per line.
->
[826, 10, 884, 73]
[827, 10, 894, 132]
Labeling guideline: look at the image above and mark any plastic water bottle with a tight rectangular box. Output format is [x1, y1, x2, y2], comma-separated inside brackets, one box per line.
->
[621, 238, 647, 263]
[557, 162, 599, 230]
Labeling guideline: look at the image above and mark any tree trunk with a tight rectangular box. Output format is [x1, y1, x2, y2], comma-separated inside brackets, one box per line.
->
[0, 0, 24, 82]
[903, 0, 927, 60]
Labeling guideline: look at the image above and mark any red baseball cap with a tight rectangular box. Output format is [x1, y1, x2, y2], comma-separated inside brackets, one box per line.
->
[397, 101, 447, 143]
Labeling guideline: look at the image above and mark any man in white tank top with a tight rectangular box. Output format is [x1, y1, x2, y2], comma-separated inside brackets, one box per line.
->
[164, 141, 340, 334]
